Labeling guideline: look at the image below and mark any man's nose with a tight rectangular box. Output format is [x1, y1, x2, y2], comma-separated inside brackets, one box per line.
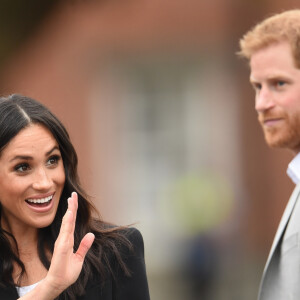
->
[255, 87, 275, 112]
[32, 168, 52, 190]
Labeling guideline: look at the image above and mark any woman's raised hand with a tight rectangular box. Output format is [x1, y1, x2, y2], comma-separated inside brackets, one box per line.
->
[19, 192, 95, 300]
[45, 192, 95, 292]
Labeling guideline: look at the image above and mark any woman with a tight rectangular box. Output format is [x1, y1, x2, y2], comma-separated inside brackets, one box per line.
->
[0, 94, 150, 299]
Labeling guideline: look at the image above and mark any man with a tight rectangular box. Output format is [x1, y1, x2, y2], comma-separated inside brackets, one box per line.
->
[239, 9, 300, 300]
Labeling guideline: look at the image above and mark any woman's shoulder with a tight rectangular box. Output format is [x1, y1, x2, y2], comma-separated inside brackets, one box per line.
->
[86, 225, 150, 299]
[120, 227, 144, 246]
[105, 226, 145, 257]
[94, 221, 143, 243]
[91, 222, 145, 258]
[113, 228, 150, 298]
[117, 227, 145, 259]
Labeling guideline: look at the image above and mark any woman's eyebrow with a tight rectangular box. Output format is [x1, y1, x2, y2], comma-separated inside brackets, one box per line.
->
[9, 155, 33, 163]
[9, 146, 60, 163]
[46, 145, 60, 156]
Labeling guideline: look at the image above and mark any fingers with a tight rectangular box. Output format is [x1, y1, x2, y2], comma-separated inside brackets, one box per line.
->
[60, 209, 73, 238]
[55, 192, 95, 258]
[55, 192, 78, 251]
[58, 192, 80, 240]
[68, 192, 78, 212]
[68, 192, 78, 234]
[72, 191, 78, 211]
[75, 232, 95, 261]
[64, 192, 94, 261]
[44, 191, 94, 295]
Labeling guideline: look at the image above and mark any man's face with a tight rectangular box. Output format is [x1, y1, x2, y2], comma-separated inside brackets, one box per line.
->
[250, 41, 300, 153]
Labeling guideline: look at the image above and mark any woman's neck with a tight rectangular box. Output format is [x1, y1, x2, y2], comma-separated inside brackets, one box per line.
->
[0, 215, 48, 286]
[1, 215, 40, 268]
[1, 216, 39, 249]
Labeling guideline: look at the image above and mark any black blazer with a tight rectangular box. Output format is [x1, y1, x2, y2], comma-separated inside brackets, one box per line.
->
[0, 228, 150, 300]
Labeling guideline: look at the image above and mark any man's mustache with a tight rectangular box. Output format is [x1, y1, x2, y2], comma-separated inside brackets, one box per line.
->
[258, 112, 285, 123]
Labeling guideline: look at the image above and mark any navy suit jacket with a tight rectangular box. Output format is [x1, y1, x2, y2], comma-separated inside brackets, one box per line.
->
[0, 228, 150, 300]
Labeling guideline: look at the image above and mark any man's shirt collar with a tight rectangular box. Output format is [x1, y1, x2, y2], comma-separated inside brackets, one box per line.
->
[287, 152, 300, 184]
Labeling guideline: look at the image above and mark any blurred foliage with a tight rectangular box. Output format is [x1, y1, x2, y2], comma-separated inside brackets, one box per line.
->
[161, 172, 234, 235]
[0, 0, 60, 65]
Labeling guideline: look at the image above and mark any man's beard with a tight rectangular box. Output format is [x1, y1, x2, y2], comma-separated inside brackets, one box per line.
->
[259, 111, 300, 151]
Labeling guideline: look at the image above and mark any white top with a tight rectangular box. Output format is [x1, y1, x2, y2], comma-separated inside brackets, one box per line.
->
[287, 152, 300, 184]
[16, 281, 40, 297]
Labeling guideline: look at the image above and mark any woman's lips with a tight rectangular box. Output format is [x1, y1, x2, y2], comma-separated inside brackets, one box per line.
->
[26, 194, 53, 204]
[25, 193, 55, 212]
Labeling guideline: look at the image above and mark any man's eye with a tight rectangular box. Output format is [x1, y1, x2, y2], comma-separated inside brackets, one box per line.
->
[252, 83, 261, 91]
[277, 81, 285, 86]
[15, 163, 29, 172]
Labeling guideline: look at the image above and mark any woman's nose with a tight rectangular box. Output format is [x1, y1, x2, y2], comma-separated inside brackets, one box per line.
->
[32, 168, 52, 190]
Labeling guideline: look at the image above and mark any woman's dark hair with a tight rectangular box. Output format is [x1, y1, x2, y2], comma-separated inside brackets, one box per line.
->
[0, 94, 131, 299]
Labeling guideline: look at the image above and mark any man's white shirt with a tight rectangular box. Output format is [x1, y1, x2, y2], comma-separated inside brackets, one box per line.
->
[287, 152, 300, 184]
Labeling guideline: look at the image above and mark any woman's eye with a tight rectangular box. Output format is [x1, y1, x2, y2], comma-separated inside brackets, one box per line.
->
[277, 81, 285, 86]
[15, 163, 30, 173]
[46, 155, 61, 166]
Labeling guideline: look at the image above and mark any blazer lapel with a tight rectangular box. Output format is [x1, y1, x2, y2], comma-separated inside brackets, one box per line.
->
[263, 183, 300, 275]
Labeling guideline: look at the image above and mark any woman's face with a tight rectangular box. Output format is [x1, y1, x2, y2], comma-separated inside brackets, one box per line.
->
[0, 123, 65, 233]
